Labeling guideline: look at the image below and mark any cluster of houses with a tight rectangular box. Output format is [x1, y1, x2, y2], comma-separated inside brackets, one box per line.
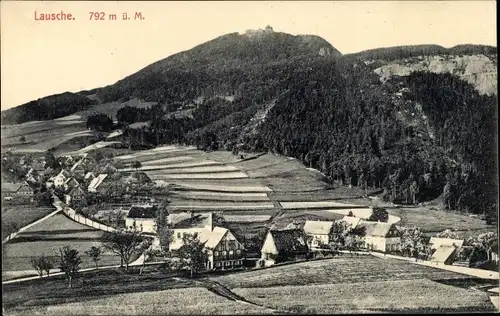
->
[43, 154, 119, 205]
[1, 153, 123, 206]
[125, 206, 246, 271]
[125, 204, 498, 271]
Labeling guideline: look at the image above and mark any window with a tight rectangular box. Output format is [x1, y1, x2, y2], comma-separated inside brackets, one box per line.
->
[214, 251, 219, 257]
[236, 249, 241, 255]
[177, 232, 181, 239]
[194, 232, 198, 238]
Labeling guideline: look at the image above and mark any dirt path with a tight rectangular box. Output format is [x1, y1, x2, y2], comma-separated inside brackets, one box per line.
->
[197, 278, 292, 315]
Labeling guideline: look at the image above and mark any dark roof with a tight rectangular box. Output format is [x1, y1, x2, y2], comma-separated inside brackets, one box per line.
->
[170, 212, 212, 229]
[270, 228, 309, 253]
[357, 221, 395, 237]
[127, 205, 157, 219]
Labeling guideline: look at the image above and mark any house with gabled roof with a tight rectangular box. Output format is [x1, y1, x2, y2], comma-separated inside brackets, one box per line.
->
[125, 204, 157, 233]
[2, 181, 34, 197]
[51, 170, 70, 188]
[340, 216, 362, 229]
[64, 177, 81, 192]
[260, 228, 309, 266]
[198, 227, 245, 270]
[428, 237, 464, 265]
[88, 174, 108, 192]
[303, 220, 334, 249]
[68, 185, 87, 205]
[70, 159, 86, 177]
[169, 212, 213, 250]
[62, 155, 75, 167]
[358, 220, 401, 253]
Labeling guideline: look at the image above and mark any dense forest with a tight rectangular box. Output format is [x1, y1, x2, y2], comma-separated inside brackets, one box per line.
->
[345, 44, 497, 61]
[1, 92, 96, 124]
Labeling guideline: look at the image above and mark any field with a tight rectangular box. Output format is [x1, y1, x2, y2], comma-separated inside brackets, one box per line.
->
[213, 256, 496, 313]
[2, 214, 120, 272]
[212, 256, 476, 289]
[387, 206, 495, 236]
[1, 204, 56, 240]
[233, 279, 494, 313]
[2, 269, 274, 315]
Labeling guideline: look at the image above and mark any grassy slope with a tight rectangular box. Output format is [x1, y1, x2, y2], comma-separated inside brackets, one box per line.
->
[1, 203, 55, 240]
[2, 214, 121, 271]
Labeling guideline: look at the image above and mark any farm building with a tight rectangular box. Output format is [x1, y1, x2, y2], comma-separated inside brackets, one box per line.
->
[88, 174, 108, 192]
[198, 227, 246, 270]
[61, 155, 75, 167]
[68, 185, 87, 205]
[260, 228, 309, 267]
[70, 160, 86, 177]
[64, 177, 81, 191]
[169, 212, 213, 250]
[125, 204, 157, 233]
[358, 221, 401, 252]
[340, 216, 362, 229]
[25, 168, 39, 182]
[428, 237, 464, 265]
[1, 181, 34, 197]
[303, 220, 334, 249]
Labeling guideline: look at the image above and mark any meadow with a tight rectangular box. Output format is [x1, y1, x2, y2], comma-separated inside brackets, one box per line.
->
[233, 279, 495, 313]
[1, 204, 56, 240]
[212, 256, 476, 289]
[2, 214, 120, 272]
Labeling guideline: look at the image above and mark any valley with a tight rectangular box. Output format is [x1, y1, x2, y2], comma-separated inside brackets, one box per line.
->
[1, 22, 498, 315]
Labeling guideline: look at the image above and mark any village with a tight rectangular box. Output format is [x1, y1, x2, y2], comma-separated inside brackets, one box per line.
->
[2, 149, 498, 278]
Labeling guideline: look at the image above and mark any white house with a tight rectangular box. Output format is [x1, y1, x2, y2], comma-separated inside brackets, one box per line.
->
[303, 220, 334, 249]
[358, 221, 401, 252]
[125, 204, 157, 233]
[168, 212, 213, 250]
[52, 170, 71, 188]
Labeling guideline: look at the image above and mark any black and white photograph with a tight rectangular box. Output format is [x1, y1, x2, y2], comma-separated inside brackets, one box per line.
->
[1, 1, 498, 314]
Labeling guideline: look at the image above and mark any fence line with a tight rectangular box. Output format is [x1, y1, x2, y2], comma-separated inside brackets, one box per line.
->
[62, 207, 116, 233]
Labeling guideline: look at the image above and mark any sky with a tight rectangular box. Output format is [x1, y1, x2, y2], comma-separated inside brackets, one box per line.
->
[1, 1, 496, 110]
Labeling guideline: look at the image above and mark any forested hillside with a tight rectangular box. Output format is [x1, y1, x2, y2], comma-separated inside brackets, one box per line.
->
[1, 92, 96, 124]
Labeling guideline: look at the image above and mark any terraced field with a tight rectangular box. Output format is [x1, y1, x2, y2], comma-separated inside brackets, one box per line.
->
[111, 146, 490, 235]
